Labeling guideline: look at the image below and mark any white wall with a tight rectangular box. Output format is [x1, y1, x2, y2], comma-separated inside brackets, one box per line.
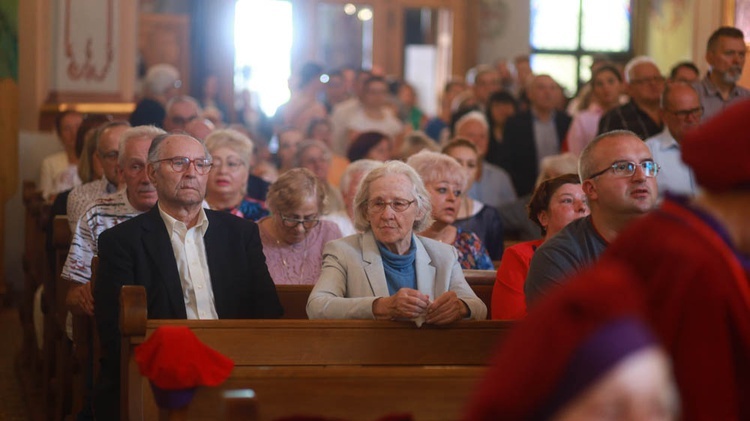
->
[477, 0, 530, 66]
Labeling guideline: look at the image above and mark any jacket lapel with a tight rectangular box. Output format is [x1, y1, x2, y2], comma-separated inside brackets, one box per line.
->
[362, 231, 389, 297]
[414, 237, 436, 299]
[141, 206, 187, 319]
[202, 211, 225, 316]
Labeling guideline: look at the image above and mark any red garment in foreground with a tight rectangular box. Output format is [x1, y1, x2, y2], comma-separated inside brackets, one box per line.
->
[465, 198, 750, 420]
[601, 198, 750, 420]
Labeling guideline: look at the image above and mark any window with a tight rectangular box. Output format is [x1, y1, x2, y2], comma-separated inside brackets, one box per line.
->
[530, 0, 632, 96]
[234, 0, 293, 117]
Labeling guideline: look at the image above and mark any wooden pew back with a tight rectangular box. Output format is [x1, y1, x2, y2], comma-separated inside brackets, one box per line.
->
[275, 269, 497, 320]
[119, 286, 512, 421]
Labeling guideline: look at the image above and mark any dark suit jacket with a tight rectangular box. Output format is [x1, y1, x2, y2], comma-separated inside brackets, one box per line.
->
[93, 206, 282, 418]
[502, 111, 571, 197]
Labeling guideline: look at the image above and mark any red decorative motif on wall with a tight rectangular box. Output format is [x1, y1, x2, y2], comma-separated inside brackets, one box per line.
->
[64, 0, 115, 81]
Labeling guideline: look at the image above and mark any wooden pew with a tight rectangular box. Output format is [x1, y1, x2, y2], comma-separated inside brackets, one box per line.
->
[275, 285, 312, 319]
[51, 215, 74, 420]
[119, 286, 514, 421]
[463, 269, 496, 317]
[274, 269, 497, 320]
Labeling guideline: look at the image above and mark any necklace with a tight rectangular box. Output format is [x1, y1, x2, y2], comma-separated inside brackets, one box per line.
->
[265, 219, 310, 284]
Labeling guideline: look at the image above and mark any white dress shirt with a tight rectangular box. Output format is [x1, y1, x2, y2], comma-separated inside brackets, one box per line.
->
[158, 204, 218, 319]
[645, 128, 698, 198]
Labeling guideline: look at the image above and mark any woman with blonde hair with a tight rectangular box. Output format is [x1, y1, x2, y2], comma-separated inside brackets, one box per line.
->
[205, 129, 268, 221]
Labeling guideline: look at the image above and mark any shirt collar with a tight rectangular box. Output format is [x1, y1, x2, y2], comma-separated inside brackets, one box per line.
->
[701, 73, 744, 98]
[158, 202, 210, 238]
[655, 127, 680, 151]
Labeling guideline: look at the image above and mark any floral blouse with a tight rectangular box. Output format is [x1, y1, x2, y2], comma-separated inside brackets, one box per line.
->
[453, 227, 494, 270]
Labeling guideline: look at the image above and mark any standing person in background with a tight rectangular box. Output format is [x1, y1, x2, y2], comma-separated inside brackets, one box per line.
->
[492, 174, 588, 320]
[198, 74, 229, 125]
[273, 62, 327, 133]
[695, 26, 750, 120]
[40, 110, 84, 201]
[346, 76, 405, 152]
[467, 65, 501, 111]
[503, 74, 572, 197]
[565, 65, 624, 156]
[274, 127, 304, 176]
[130, 64, 181, 128]
[484, 91, 518, 171]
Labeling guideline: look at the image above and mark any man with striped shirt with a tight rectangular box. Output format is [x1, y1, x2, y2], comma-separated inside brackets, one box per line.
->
[62, 125, 165, 316]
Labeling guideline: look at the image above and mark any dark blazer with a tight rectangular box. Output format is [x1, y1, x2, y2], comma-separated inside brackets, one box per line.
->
[93, 206, 282, 418]
[502, 111, 571, 197]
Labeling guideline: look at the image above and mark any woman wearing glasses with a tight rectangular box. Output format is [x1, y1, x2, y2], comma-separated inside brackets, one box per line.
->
[307, 160, 487, 323]
[205, 129, 268, 221]
[257, 168, 342, 285]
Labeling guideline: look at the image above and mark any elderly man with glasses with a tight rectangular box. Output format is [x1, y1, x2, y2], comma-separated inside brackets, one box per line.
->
[645, 82, 703, 197]
[93, 133, 282, 419]
[598, 56, 665, 140]
[524, 130, 658, 305]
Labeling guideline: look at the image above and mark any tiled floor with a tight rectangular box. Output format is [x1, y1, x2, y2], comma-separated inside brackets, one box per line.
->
[0, 304, 29, 420]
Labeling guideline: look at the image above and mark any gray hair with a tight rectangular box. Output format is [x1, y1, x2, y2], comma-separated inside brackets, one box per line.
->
[143, 64, 180, 96]
[205, 129, 254, 166]
[339, 159, 381, 195]
[406, 150, 468, 191]
[118, 125, 166, 166]
[353, 160, 433, 233]
[454, 110, 489, 133]
[147, 133, 211, 167]
[294, 139, 332, 168]
[165, 95, 202, 115]
[578, 130, 639, 180]
[624, 56, 658, 84]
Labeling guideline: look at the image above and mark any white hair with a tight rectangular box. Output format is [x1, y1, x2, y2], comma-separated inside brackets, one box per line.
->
[455, 110, 489, 133]
[118, 126, 166, 166]
[143, 64, 180, 96]
[624, 56, 658, 84]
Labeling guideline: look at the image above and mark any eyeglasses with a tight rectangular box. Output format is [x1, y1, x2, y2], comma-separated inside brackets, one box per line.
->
[367, 199, 416, 213]
[212, 158, 246, 172]
[99, 151, 119, 162]
[280, 215, 320, 229]
[667, 106, 703, 120]
[588, 161, 660, 179]
[152, 157, 213, 175]
[630, 76, 666, 85]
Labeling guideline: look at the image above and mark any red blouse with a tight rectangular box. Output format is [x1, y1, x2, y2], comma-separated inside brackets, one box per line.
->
[491, 239, 544, 320]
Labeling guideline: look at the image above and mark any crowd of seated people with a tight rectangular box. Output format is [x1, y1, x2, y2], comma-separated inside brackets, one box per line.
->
[33, 24, 750, 420]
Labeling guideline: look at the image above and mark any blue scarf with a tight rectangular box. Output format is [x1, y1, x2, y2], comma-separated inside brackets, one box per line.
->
[377, 236, 417, 296]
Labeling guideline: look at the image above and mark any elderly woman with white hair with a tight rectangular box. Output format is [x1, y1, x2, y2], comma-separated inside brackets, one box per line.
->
[407, 150, 493, 269]
[307, 160, 487, 323]
[205, 129, 268, 221]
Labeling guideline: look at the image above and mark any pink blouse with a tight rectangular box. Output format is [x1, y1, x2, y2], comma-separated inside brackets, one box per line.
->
[258, 218, 343, 285]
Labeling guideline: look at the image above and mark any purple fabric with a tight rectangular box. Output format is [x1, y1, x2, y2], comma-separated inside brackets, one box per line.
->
[535, 317, 656, 420]
[150, 383, 196, 409]
[664, 193, 750, 273]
